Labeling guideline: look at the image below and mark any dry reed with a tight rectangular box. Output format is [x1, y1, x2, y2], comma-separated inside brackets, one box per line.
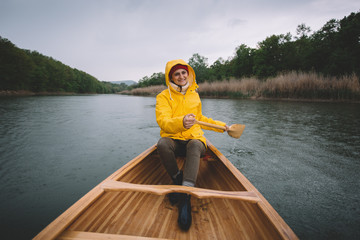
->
[198, 78, 261, 98]
[121, 72, 360, 101]
[259, 72, 360, 100]
[121, 85, 166, 96]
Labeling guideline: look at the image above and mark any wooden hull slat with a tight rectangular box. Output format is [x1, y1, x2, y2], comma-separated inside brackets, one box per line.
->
[58, 230, 170, 240]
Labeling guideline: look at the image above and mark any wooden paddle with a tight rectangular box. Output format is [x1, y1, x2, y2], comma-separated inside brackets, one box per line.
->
[194, 120, 245, 139]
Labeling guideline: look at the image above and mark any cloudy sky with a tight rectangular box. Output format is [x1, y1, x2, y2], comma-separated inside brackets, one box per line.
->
[0, 0, 358, 82]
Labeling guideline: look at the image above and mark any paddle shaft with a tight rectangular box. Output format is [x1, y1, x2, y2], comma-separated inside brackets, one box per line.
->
[195, 120, 226, 131]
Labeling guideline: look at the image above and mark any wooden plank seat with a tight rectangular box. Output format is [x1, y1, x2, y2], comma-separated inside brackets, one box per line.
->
[101, 180, 261, 203]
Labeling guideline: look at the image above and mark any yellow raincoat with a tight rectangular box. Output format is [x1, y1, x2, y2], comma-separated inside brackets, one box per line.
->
[155, 59, 226, 147]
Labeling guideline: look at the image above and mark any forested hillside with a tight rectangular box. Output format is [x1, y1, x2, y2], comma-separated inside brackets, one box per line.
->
[132, 11, 360, 89]
[0, 37, 125, 93]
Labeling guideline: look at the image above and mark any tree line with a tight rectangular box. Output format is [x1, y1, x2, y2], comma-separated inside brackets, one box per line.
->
[0, 37, 125, 93]
[1, 11, 358, 94]
[132, 11, 359, 89]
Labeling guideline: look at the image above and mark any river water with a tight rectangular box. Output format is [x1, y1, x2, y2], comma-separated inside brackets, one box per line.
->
[0, 95, 359, 239]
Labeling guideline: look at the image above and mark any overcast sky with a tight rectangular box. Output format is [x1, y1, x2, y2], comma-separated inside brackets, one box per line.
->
[0, 0, 358, 82]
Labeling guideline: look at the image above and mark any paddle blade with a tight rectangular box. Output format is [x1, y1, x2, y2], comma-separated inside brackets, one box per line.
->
[227, 124, 245, 139]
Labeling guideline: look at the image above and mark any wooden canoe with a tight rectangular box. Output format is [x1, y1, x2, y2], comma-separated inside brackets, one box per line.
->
[34, 141, 298, 240]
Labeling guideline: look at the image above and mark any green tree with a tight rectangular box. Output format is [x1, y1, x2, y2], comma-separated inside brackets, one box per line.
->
[209, 57, 227, 81]
[310, 18, 340, 74]
[132, 72, 165, 89]
[0, 37, 34, 90]
[148, 72, 165, 86]
[253, 35, 281, 78]
[295, 23, 311, 39]
[232, 44, 255, 78]
[253, 33, 293, 78]
[333, 12, 360, 76]
[188, 53, 209, 83]
[292, 24, 313, 71]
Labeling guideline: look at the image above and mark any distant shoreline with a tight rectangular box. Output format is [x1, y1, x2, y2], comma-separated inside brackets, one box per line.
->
[2, 90, 359, 103]
[0, 90, 94, 96]
[119, 92, 360, 103]
[229, 96, 360, 104]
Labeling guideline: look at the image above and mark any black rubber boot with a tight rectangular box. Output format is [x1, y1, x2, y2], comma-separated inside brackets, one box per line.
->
[168, 171, 183, 205]
[178, 193, 192, 231]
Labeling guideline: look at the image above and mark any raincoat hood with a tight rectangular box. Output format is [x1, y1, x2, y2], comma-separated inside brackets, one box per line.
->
[165, 59, 198, 94]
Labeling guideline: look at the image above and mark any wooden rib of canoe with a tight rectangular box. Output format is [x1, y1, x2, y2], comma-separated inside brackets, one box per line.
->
[34, 141, 298, 240]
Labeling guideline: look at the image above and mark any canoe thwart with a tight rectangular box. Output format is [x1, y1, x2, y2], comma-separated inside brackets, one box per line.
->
[100, 180, 260, 203]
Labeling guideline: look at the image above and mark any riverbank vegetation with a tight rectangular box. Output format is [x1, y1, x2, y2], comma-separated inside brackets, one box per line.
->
[0, 37, 127, 94]
[122, 72, 360, 101]
[200, 72, 360, 100]
[126, 11, 360, 101]
[1, 11, 359, 99]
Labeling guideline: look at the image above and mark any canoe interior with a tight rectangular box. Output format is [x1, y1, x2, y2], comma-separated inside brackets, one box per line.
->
[57, 147, 287, 240]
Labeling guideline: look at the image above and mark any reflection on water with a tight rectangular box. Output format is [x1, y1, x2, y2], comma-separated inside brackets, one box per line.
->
[0, 95, 359, 239]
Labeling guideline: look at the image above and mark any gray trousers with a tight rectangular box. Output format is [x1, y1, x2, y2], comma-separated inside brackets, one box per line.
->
[157, 137, 206, 186]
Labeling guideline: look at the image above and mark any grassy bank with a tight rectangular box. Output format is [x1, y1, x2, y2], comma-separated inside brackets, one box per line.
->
[120, 72, 360, 102]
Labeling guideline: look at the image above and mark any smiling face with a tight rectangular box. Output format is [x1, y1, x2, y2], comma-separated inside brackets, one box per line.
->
[171, 69, 189, 86]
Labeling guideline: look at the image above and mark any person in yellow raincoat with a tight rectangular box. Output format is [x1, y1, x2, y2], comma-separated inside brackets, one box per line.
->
[156, 59, 228, 231]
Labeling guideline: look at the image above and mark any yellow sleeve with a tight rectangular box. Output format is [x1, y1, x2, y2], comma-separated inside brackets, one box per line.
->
[155, 93, 186, 134]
